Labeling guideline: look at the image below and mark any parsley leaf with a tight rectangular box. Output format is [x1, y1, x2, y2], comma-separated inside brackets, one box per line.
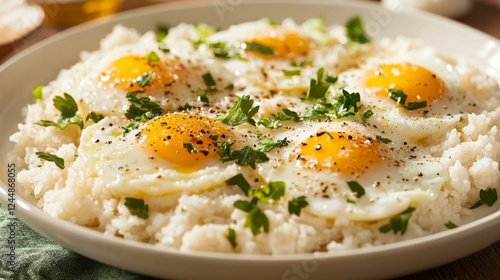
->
[183, 143, 198, 154]
[226, 173, 251, 195]
[388, 89, 407, 105]
[345, 16, 370, 44]
[404, 101, 427, 111]
[199, 72, 218, 103]
[234, 198, 270, 236]
[35, 152, 65, 169]
[243, 41, 275, 56]
[257, 109, 300, 129]
[288, 196, 309, 216]
[32, 84, 43, 101]
[283, 69, 301, 76]
[147, 51, 160, 63]
[470, 188, 498, 209]
[124, 198, 149, 219]
[226, 227, 237, 248]
[251, 181, 285, 203]
[155, 24, 170, 42]
[256, 138, 288, 152]
[86, 112, 104, 123]
[36, 92, 84, 130]
[445, 221, 459, 229]
[376, 135, 392, 144]
[332, 89, 360, 118]
[358, 109, 374, 122]
[379, 207, 415, 235]
[291, 58, 314, 67]
[347, 181, 365, 198]
[218, 95, 259, 126]
[125, 92, 163, 121]
[209, 42, 243, 59]
[216, 141, 269, 169]
[304, 68, 337, 100]
[136, 72, 152, 87]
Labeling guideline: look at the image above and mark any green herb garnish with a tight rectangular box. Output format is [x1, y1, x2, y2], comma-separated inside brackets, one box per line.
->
[445, 221, 459, 229]
[288, 196, 309, 216]
[359, 109, 374, 122]
[136, 72, 152, 87]
[251, 181, 285, 203]
[243, 41, 275, 56]
[226, 173, 252, 195]
[388, 89, 407, 105]
[124, 198, 149, 219]
[183, 143, 198, 154]
[376, 135, 392, 144]
[304, 68, 337, 100]
[125, 92, 162, 121]
[470, 188, 498, 209]
[155, 24, 170, 42]
[36, 92, 83, 130]
[217, 142, 268, 169]
[379, 207, 415, 235]
[404, 101, 427, 111]
[283, 69, 301, 77]
[345, 16, 370, 44]
[256, 138, 288, 152]
[257, 109, 300, 129]
[32, 84, 43, 101]
[147, 51, 160, 63]
[226, 227, 237, 248]
[86, 112, 104, 123]
[218, 95, 259, 126]
[35, 152, 65, 169]
[209, 42, 242, 59]
[347, 181, 365, 198]
[234, 198, 270, 236]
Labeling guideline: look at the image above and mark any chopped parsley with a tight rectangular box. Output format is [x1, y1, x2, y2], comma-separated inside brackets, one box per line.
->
[283, 69, 301, 77]
[183, 143, 198, 154]
[198, 72, 218, 103]
[218, 95, 259, 126]
[36, 92, 84, 130]
[256, 138, 288, 152]
[251, 181, 286, 203]
[288, 196, 309, 216]
[345, 16, 370, 44]
[226, 227, 237, 248]
[376, 135, 392, 144]
[192, 23, 217, 47]
[470, 188, 498, 209]
[445, 221, 459, 229]
[125, 92, 163, 121]
[243, 41, 275, 56]
[35, 152, 65, 169]
[217, 141, 268, 169]
[136, 72, 152, 87]
[230, 174, 286, 236]
[291, 58, 314, 67]
[347, 181, 365, 198]
[226, 173, 251, 195]
[404, 101, 427, 111]
[379, 207, 416, 235]
[257, 109, 300, 129]
[155, 24, 170, 42]
[86, 111, 104, 123]
[388, 89, 407, 105]
[304, 68, 337, 100]
[234, 198, 270, 236]
[147, 51, 160, 63]
[124, 198, 149, 219]
[358, 109, 374, 122]
[32, 84, 43, 101]
[209, 42, 242, 59]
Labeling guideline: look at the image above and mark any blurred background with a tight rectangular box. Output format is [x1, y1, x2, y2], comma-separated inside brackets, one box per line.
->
[1, 0, 499, 62]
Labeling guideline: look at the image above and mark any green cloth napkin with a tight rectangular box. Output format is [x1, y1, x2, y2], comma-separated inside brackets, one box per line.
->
[0, 204, 160, 280]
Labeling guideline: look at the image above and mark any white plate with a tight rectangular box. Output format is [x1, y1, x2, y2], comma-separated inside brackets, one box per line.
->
[1, 0, 499, 279]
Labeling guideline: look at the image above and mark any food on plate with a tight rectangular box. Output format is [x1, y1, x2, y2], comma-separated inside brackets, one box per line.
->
[9, 16, 499, 254]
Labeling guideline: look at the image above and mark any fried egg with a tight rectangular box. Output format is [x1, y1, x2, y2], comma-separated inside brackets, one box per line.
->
[259, 120, 446, 220]
[78, 113, 240, 197]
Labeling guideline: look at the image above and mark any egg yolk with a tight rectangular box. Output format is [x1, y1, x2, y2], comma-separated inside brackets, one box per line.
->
[247, 33, 311, 60]
[363, 63, 445, 105]
[101, 54, 182, 92]
[140, 113, 230, 168]
[298, 131, 382, 176]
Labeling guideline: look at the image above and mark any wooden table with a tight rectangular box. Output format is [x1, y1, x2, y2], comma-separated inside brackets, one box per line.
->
[1, 0, 499, 279]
